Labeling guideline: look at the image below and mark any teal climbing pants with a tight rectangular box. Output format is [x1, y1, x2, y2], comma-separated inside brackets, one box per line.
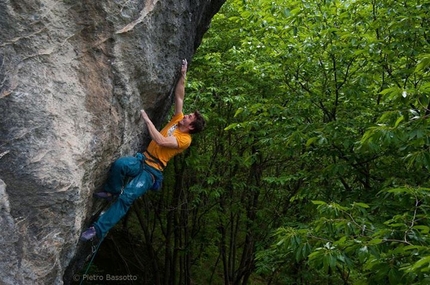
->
[93, 153, 163, 238]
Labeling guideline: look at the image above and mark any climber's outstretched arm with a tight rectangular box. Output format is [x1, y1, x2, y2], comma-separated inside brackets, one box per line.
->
[174, 59, 187, 115]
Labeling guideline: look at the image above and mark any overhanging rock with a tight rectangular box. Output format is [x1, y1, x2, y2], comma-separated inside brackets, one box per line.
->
[0, 0, 225, 284]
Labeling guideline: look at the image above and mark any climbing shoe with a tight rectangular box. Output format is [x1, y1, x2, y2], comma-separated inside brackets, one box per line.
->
[80, 226, 96, 241]
[93, 191, 115, 201]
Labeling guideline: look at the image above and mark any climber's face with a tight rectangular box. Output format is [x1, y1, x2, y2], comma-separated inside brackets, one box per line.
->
[178, 113, 196, 131]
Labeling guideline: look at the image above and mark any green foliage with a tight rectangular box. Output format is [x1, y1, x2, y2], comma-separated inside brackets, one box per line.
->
[109, 0, 430, 284]
[260, 186, 430, 284]
[184, 0, 430, 283]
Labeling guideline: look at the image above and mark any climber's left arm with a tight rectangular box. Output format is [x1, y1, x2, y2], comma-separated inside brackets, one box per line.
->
[140, 109, 178, 148]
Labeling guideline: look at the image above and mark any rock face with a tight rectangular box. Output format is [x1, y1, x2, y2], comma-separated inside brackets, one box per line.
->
[0, 0, 225, 284]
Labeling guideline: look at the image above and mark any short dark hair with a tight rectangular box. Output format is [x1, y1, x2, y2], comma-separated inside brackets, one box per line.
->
[189, 111, 206, 134]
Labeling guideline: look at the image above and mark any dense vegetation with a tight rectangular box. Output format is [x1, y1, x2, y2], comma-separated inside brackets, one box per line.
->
[89, 0, 430, 284]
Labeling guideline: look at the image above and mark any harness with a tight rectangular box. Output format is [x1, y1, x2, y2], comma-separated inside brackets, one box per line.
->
[144, 150, 166, 170]
[136, 152, 163, 190]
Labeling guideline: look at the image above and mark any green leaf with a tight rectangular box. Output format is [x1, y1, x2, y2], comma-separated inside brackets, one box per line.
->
[379, 86, 402, 100]
[408, 256, 430, 272]
[413, 225, 430, 234]
[306, 137, 318, 147]
[352, 202, 370, 208]
[368, 239, 383, 245]
[311, 200, 325, 206]
[415, 55, 430, 73]
[394, 115, 404, 128]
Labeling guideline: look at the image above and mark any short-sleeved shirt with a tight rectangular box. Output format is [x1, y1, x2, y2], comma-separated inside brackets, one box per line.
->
[145, 112, 192, 171]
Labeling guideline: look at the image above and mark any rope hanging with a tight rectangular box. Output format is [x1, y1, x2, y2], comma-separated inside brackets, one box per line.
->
[79, 237, 104, 285]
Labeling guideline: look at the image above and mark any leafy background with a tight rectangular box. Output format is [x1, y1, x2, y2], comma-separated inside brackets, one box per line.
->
[86, 0, 430, 284]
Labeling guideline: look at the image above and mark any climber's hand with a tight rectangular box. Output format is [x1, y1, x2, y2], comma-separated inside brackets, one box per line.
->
[181, 59, 187, 76]
[140, 109, 150, 123]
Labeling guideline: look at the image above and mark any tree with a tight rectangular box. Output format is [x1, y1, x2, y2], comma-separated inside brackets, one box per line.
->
[90, 0, 430, 284]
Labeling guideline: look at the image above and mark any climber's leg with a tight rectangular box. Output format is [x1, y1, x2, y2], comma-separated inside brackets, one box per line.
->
[103, 156, 143, 194]
[92, 169, 153, 239]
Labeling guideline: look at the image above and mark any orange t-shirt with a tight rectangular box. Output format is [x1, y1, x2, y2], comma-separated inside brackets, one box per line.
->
[145, 112, 191, 171]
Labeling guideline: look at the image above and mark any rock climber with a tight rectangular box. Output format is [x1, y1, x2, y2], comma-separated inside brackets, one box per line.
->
[80, 59, 206, 241]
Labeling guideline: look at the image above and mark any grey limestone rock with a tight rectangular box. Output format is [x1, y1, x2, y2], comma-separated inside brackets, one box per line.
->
[0, 0, 225, 284]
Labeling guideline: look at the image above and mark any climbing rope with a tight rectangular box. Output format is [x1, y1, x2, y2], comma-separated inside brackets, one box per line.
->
[79, 237, 104, 285]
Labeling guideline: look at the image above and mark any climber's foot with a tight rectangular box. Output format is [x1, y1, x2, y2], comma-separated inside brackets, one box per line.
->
[80, 226, 96, 242]
[93, 191, 115, 201]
